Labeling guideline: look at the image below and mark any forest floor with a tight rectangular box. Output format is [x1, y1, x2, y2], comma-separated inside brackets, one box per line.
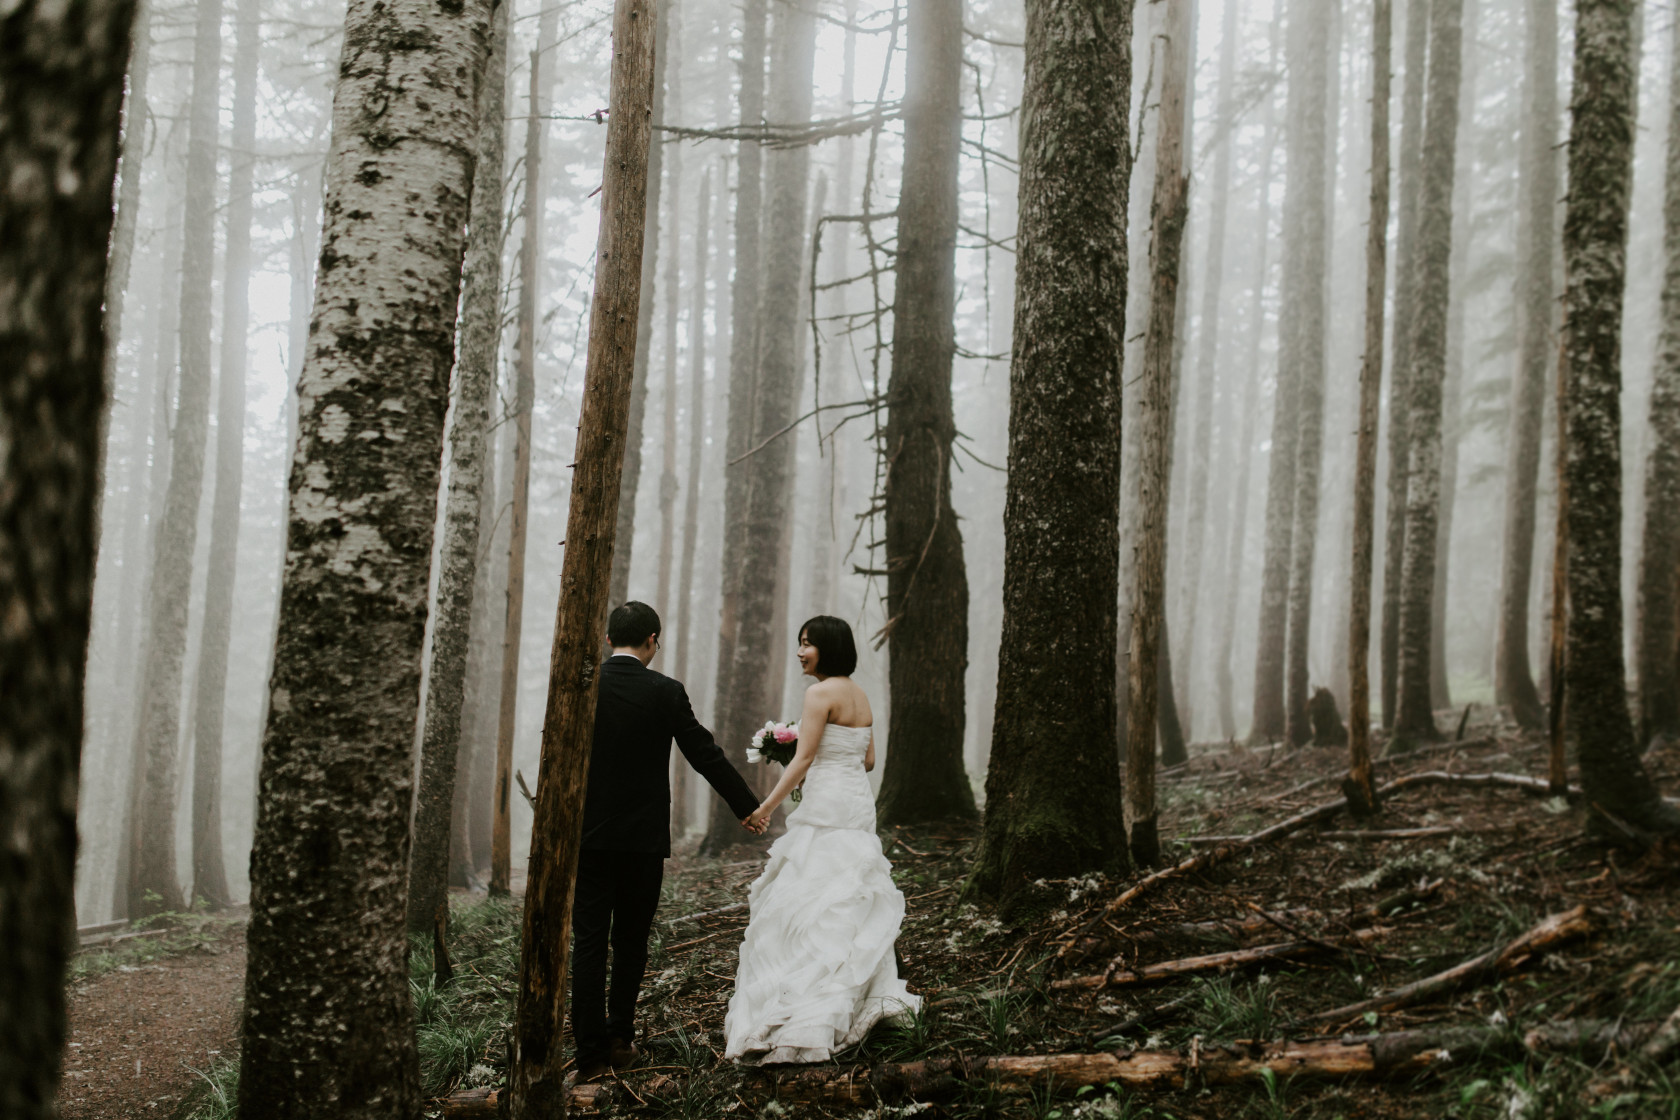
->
[79, 711, 1680, 1120]
[63, 910, 247, 1118]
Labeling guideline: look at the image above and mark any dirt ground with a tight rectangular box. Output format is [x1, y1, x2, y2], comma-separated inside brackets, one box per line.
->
[62, 921, 246, 1119]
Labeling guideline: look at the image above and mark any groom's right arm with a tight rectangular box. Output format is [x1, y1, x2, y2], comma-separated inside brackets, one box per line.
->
[668, 681, 761, 821]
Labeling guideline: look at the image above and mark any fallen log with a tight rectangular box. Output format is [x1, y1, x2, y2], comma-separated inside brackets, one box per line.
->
[439, 1015, 1667, 1114]
[437, 1082, 606, 1116]
[1053, 928, 1386, 991]
[1304, 905, 1590, 1024]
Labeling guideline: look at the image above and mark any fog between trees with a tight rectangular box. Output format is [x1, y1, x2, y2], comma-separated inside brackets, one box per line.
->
[46, 0, 1680, 926]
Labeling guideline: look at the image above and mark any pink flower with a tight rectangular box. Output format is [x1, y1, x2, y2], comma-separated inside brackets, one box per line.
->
[773, 724, 798, 744]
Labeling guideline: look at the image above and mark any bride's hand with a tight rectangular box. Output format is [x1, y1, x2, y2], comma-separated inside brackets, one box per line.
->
[742, 808, 770, 834]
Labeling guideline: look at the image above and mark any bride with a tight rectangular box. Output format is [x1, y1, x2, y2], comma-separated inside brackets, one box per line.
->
[723, 616, 920, 1064]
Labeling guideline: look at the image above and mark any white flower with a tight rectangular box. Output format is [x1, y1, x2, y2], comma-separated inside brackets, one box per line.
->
[746, 748, 762, 764]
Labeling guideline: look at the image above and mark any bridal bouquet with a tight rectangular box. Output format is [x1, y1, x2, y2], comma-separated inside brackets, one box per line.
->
[747, 721, 802, 802]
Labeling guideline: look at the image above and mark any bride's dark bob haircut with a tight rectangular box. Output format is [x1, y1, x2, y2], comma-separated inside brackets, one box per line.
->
[799, 615, 857, 677]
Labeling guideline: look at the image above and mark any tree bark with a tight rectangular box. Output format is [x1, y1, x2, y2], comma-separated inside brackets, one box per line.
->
[699, 0, 768, 857]
[1496, 0, 1559, 733]
[235, 0, 493, 1107]
[876, 0, 975, 826]
[1559, 0, 1680, 838]
[1126, 0, 1190, 868]
[1637, 8, 1680, 751]
[971, 0, 1133, 914]
[408, 0, 507, 933]
[609, 0, 671, 609]
[128, 0, 227, 917]
[189, 0, 262, 910]
[506, 3, 656, 1111]
[1380, 0, 1431, 729]
[674, 168, 711, 688]
[492, 11, 556, 895]
[0, 0, 128, 1104]
[1348, 0, 1392, 816]
[101, 0, 151, 405]
[1391, 0, 1463, 745]
[466, 422, 510, 877]
[1281, 0, 1337, 748]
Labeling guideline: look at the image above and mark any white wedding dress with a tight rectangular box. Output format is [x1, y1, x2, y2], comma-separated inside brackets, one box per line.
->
[723, 723, 920, 1064]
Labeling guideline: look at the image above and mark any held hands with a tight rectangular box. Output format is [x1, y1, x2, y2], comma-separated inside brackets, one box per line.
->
[741, 808, 770, 835]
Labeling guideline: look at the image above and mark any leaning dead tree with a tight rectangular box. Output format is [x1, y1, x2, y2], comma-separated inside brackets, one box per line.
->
[1347, 0, 1393, 817]
[0, 0, 130, 1109]
[1127, 0, 1191, 867]
[236, 0, 494, 1108]
[506, 1, 656, 1113]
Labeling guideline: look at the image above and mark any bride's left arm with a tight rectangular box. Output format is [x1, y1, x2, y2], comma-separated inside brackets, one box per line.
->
[749, 689, 829, 826]
[864, 730, 875, 772]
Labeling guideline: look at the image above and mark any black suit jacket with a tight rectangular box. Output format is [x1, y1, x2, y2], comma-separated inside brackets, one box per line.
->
[581, 655, 760, 855]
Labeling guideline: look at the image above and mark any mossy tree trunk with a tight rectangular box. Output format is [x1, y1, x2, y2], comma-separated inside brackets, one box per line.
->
[407, 0, 507, 933]
[1559, 0, 1680, 838]
[235, 0, 493, 1106]
[1391, 0, 1464, 745]
[0, 0, 128, 1106]
[1636, 8, 1680, 751]
[876, 0, 976, 826]
[971, 0, 1133, 916]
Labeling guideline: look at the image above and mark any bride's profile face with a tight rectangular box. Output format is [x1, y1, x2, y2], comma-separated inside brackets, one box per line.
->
[797, 632, 820, 677]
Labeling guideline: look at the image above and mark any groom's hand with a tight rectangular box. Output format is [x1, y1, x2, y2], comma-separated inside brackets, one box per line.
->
[741, 810, 768, 835]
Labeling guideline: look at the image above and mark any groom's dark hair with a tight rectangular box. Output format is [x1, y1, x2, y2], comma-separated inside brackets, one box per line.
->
[608, 601, 661, 648]
[799, 615, 857, 677]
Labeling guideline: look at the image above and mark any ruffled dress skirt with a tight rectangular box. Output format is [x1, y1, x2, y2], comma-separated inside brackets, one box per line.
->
[723, 727, 920, 1064]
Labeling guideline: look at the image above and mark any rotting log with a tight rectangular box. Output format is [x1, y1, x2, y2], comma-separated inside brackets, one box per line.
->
[1305, 905, 1590, 1023]
[1054, 928, 1386, 991]
[439, 1084, 606, 1116]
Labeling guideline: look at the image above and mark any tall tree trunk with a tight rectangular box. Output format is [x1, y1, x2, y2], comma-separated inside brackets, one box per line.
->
[711, 0, 816, 837]
[655, 4, 682, 616]
[1380, 0, 1432, 728]
[972, 0, 1133, 915]
[1496, 0, 1559, 732]
[507, 2, 656, 1110]
[0, 0, 128, 1103]
[876, 0, 975, 825]
[1281, 0, 1338, 747]
[1178, 0, 1239, 733]
[465, 422, 510, 877]
[671, 169, 710, 839]
[407, 0, 507, 933]
[610, 0, 672, 607]
[1560, 0, 1680, 837]
[698, 0, 769, 856]
[129, 0, 225, 916]
[190, 0, 262, 910]
[674, 168, 711, 688]
[1215, 78, 1280, 743]
[1636, 10, 1680, 751]
[102, 0, 151, 402]
[236, 0, 492, 1107]
[1392, 0, 1464, 744]
[1348, 0, 1392, 814]
[492, 11, 556, 896]
[1126, 0, 1190, 866]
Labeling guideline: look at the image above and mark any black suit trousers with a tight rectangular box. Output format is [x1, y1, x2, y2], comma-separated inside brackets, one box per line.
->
[570, 848, 664, 1061]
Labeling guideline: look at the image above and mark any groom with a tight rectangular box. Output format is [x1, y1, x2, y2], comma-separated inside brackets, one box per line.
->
[571, 600, 764, 1083]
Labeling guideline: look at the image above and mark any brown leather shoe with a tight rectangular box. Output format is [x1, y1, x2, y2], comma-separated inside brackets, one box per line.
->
[608, 1039, 639, 1071]
[576, 1055, 612, 1083]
